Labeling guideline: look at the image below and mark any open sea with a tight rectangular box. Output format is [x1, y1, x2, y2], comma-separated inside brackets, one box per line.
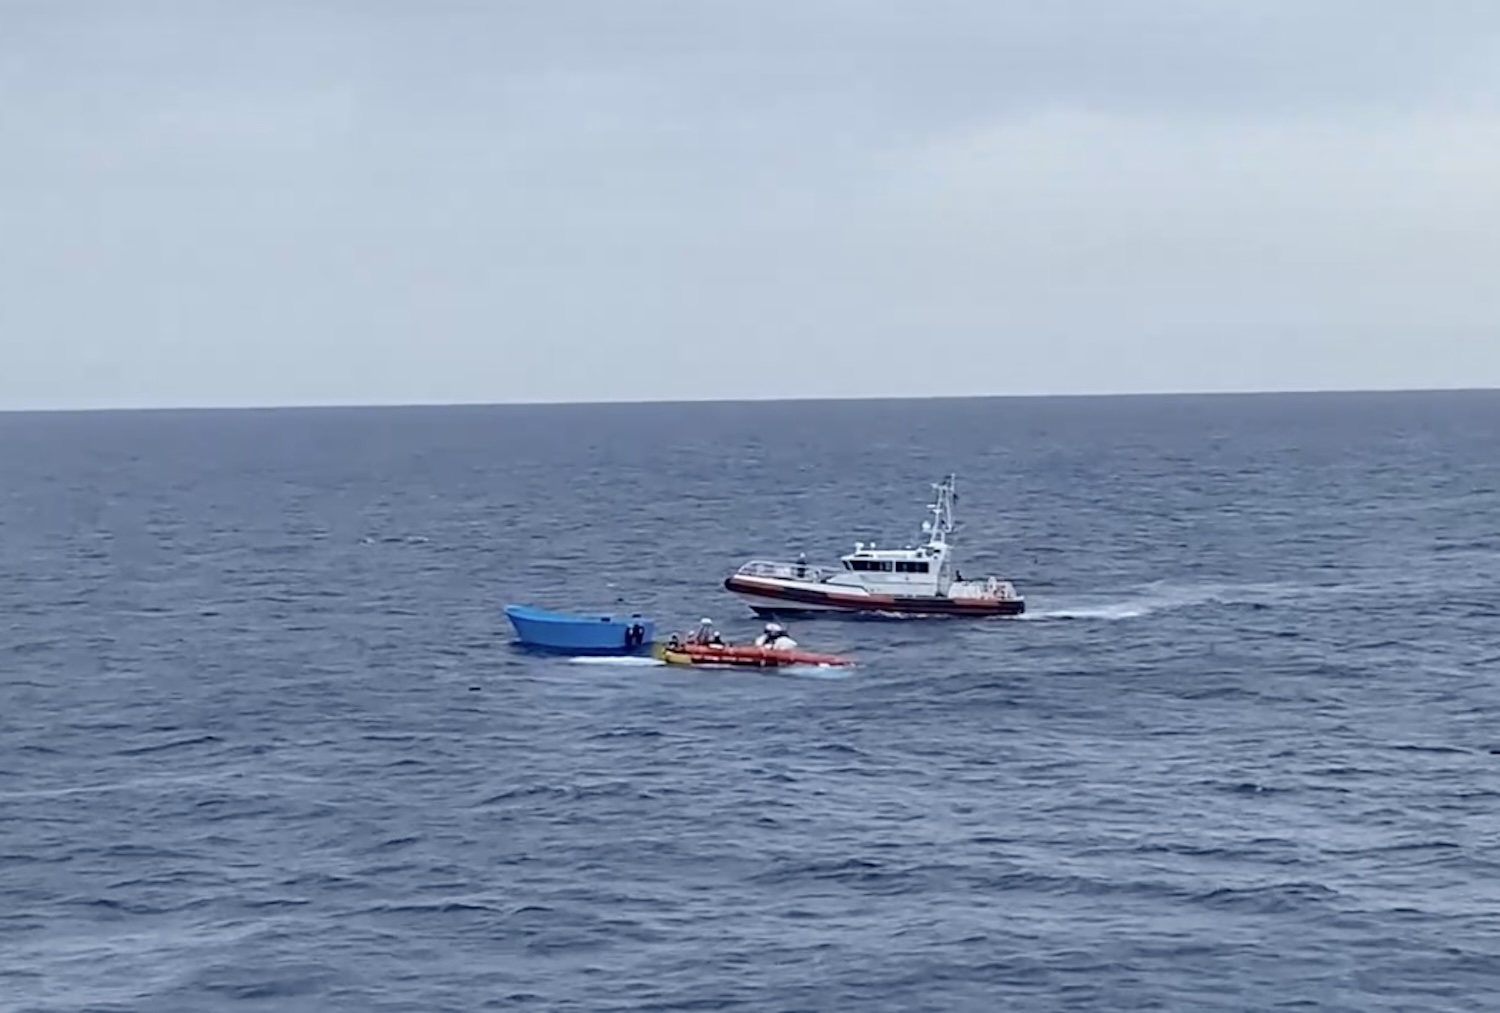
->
[3, 390, 1500, 1012]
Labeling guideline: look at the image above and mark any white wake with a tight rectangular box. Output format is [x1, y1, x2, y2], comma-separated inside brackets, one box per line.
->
[566, 656, 666, 667]
[1023, 580, 1358, 622]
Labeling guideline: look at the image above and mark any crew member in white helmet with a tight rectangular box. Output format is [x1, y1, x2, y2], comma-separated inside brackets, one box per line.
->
[754, 622, 798, 650]
[688, 617, 723, 646]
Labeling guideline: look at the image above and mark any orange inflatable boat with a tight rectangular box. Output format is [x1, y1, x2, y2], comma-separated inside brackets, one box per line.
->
[652, 641, 854, 669]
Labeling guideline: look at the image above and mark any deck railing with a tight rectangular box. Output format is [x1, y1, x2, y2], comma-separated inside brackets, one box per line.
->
[733, 559, 839, 582]
[948, 577, 1020, 601]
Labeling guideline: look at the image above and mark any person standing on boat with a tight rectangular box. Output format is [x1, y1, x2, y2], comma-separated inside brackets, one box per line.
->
[688, 618, 723, 646]
[754, 622, 798, 650]
[795, 553, 807, 579]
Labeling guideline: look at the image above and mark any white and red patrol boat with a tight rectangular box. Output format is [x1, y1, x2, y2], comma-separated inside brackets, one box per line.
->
[723, 475, 1025, 619]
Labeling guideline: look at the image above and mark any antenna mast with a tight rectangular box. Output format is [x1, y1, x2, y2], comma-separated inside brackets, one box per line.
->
[922, 474, 958, 548]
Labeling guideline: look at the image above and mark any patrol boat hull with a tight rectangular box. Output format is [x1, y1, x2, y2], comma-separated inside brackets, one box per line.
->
[723, 575, 1026, 618]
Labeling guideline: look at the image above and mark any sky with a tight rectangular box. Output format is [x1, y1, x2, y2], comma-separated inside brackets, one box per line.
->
[2, 1, 1499, 410]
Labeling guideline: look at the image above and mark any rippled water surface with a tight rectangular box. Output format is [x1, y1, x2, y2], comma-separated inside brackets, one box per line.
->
[3, 392, 1500, 1011]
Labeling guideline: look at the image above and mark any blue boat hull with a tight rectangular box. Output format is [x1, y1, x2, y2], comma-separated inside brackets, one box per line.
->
[504, 604, 655, 655]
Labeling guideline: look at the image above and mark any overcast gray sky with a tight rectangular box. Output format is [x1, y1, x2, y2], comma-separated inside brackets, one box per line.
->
[3, 1, 1499, 409]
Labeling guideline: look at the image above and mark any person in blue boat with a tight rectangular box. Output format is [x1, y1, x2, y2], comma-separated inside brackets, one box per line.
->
[754, 622, 798, 650]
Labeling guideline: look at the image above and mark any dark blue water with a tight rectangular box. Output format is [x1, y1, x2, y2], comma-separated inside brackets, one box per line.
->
[3, 391, 1500, 1012]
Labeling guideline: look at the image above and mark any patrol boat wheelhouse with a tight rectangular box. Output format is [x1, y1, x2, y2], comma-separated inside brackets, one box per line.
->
[723, 475, 1024, 618]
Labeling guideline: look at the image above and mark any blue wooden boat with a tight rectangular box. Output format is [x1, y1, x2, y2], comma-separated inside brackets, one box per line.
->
[504, 604, 655, 655]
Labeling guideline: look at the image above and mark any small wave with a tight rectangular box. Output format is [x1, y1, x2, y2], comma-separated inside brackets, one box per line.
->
[367, 899, 499, 916]
[192, 962, 335, 1001]
[473, 785, 572, 806]
[1389, 742, 1474, 756]
[1194, 881, 1342, 913]
[116, 734, 222, 757]
[751, 856, 887, 887]
[370, 835, 422, 852]
[240, 896, 313, 910]
[586, 727, 664, 741]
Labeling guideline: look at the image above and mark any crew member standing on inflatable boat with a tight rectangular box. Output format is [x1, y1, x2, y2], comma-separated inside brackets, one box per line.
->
[687, 618, 724, 646]
[754, 622, 798, 650]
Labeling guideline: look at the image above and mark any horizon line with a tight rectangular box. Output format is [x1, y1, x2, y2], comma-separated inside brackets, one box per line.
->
[1, 383, 1497, 415]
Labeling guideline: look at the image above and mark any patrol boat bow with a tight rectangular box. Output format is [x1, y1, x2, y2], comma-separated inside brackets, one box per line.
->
[723, 475, 1025, 618]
